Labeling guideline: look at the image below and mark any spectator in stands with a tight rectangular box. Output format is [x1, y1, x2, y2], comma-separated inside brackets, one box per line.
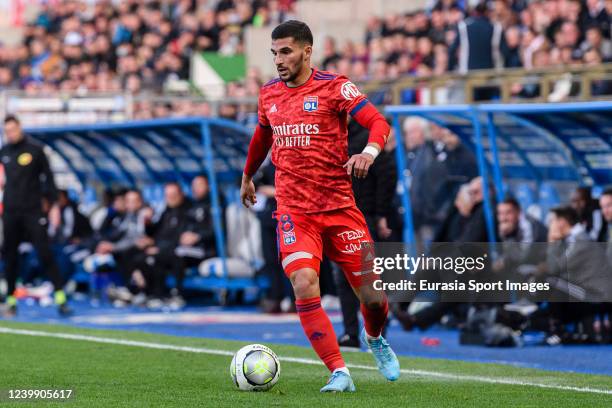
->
[402, 116, 429, 229]
[404, 118, 478, 243]
[502, 25, 523, 67]
[448, 2, 505, 74]
[570, 186, 604, 241]
[598, 188, 612, 266]
[97, 188, 128, 242]
[321, 36, 342, 70]
[584, 0, 611, 38]
[537, 206, 612, 344]
[428, 6, 448, 44]
[90, 188, 120, 232]
[493, 197, 547, 277]
[497, 196, 547, 244]
[581, 25, 612, 60]
[393, 176, 494, 332]
[435, 177, 492, 243]
[50, 190, 93, 245]
[0, 67, 14, 90]
[513, 47, 550, 98]
[435, 127, 479, 214]
[173, 175, 218, 302]
[135, 182, 191, 308]
[92, 189, 151, 306]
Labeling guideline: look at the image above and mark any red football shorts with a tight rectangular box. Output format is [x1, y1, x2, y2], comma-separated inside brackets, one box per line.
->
[275, 205, 376, 288]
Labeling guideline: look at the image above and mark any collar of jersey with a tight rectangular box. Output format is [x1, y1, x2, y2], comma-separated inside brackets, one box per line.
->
[283, 68, 315, 90]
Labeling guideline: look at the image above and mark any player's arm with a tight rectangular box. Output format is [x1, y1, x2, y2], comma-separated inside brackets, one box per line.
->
[241, 94, 274, 208]
[344, 101, 390, 179]
[241, 124, 273, 208]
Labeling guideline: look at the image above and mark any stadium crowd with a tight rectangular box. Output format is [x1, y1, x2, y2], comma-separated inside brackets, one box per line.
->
[324, 0, 612, 77]
[1, 0, 611, 120]
[0, 0, 294, 119]
[322, 0, 612, 101]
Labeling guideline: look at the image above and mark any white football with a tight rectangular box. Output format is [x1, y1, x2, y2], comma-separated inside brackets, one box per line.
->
[230, 344, 280, 391]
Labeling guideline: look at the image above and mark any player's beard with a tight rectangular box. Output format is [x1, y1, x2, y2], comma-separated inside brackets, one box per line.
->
[283, 68, 299, 83]
[279, 54, 303, 83]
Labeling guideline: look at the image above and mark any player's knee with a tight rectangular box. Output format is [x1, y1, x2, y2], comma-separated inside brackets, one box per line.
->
[290, 269, 319, 298]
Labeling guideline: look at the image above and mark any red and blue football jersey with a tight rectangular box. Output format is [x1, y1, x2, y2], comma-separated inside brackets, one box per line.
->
[258, 68, 369, 213]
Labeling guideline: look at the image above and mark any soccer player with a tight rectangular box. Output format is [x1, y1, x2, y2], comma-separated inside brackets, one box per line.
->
[240, 20, 399, 392]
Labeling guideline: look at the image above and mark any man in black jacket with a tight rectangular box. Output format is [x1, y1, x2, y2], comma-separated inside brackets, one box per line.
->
[174, 175, 218, 299]
[535, 206, 612, 343]
[335, 119, 397, 348]
[0, 115, 71, 317]
[135, 182, 191, 306]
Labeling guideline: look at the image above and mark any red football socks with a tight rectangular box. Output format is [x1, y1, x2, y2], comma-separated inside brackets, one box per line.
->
[295, 297, 345, 372]
[361, 298, 389, 338]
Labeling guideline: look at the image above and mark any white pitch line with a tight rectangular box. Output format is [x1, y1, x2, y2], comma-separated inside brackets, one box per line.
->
[0, 326, 611, 396]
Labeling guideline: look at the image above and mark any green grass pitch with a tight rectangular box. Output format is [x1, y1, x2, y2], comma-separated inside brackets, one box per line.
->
[0, 321, 611, 407]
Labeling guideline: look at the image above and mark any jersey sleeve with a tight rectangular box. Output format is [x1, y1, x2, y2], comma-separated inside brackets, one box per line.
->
[328, 75, 369, 116]
[257, 92, 270, 128]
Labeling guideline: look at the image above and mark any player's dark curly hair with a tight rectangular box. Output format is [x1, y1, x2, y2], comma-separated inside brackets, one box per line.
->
[271, 20, 313, 45]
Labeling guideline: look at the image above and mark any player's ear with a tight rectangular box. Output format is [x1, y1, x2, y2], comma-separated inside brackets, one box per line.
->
[303, 44, 312, 61]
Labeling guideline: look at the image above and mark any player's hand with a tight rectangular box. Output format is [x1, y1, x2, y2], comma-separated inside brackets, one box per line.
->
[344, 152, 375, 179]
[240, 174, 257, 208]
[377, 217, 392, 239]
